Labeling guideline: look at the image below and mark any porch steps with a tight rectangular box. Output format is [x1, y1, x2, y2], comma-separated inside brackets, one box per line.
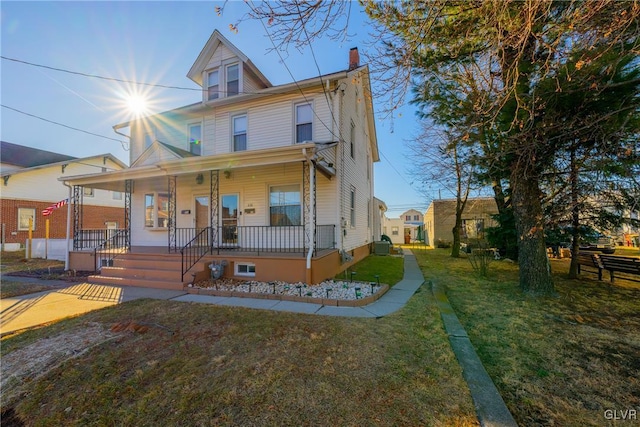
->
[87, 252, 204, 290]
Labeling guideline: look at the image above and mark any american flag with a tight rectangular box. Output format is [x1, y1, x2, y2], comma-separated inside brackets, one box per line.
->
[42, 198, 68, 216]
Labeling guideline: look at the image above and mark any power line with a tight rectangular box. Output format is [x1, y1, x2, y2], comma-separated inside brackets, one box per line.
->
[1, 55, 201, 92]
[1, 55, 328, 97]
[249, 1, 345, 144]
[1, 104, 129, 148]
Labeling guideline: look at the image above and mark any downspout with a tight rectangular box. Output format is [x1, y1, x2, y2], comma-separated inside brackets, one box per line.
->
[63, 182, 72, 271]
[302, 148, 315, 271]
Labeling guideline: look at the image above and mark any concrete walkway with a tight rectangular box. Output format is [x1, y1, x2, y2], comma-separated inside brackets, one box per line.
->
[2, 250, 517, 426]
[173, 251, 425, 317]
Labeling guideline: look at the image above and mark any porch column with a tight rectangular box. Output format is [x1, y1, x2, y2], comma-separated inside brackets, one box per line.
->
[72, 185, 83, 250]
[168, 175, 177, 252]
[210, 170, 219, 251]
[124, 179, 132, 252]
[303, 160, 316, 258]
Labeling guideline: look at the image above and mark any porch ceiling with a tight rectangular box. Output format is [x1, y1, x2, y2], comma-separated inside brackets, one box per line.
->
[60, 143, 316, 191]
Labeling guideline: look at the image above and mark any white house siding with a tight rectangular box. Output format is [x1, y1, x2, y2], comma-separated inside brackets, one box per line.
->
[2, 158, 125, 208]
[336, 73, 374, 252]
[205, 44, 237, 72]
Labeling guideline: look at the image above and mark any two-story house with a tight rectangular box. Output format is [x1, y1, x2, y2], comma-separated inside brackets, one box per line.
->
[63, 30, 379, 289]
[383, 209, 424, 245]
[0, 141, 126, 252]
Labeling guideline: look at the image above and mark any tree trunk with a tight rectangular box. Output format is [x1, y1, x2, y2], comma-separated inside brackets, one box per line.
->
[511, 167, 555, 294]
[451, 221, 462, 258]
[568, 148, 580, 278]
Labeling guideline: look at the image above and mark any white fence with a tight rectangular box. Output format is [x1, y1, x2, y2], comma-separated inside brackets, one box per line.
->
[25, 239, 72, 261]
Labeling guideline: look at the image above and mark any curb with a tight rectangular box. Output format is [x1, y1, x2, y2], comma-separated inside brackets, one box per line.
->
[431, 281, 519, 427]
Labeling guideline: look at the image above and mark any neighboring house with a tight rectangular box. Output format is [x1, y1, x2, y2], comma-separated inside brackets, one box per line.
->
[424, 197, 498, 247]
[63, 29, 380, 288]
[383, 209, 424, 245]
[0, 141, 126, 248]
[372, 197, 387, 243]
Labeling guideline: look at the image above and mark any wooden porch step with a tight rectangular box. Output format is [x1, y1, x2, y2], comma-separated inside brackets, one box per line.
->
[86, 274, 185, 290]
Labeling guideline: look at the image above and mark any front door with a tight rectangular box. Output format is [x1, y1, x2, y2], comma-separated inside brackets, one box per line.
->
[194, 196, 209, 229]
[221, 194, 239, 245]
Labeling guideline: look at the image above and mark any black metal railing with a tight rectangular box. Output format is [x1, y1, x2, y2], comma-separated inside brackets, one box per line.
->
[178, 224, 336, 280]
[93, 229, 129, 271]
[180, 227, 211, 281]
[76, 229, 122, 250]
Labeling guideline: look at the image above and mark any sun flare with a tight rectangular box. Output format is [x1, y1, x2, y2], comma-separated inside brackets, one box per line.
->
[125, 93, 149, 116]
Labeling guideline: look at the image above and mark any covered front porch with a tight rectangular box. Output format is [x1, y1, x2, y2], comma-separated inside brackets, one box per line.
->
[65, 144, 342, 285]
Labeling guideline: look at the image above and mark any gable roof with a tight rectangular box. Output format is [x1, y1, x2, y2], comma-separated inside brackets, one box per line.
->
[1, 141, 76, 168]
[187, 29, 271, 88]
[131, 140, 196, 167]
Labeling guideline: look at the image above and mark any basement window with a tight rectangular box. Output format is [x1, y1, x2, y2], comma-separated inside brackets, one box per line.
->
[235, 262, 256, 277]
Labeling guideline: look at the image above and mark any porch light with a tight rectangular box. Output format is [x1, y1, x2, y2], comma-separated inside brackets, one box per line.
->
[196, 174, 204, 185]
[224, 170, 232, 179]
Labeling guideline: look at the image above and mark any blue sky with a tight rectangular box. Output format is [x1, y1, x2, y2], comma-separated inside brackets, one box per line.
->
[1, 1, 434, 216]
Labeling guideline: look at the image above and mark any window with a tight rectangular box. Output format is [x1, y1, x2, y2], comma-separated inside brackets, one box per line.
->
[367, 154, 370, 181]
[391, 226, 399, 236]
[18, 208, 36, 231]
[235, 262, 256, 277]
[414, 215, 420, 221]
[350, 187, 356, 227]
[405, 215, 411, 221]
[145, 193, 169, 228]
[226, 64, 239, 96]
[350, 121, 355, 159]
[189, 123, 202, 155]
[462, 218, 485, 239]
[207, 70, 219, 100]
[83, 187, 94, 197]
[270, 184, 301, 226]
[295, 103, 312, 143]
[112, 191, 123, 200]
[232, 115, 247, 151]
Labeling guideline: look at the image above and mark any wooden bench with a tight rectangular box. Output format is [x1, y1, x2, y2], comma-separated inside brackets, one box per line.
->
[577, 252, 604, 280]
[599, 255, 640, 283]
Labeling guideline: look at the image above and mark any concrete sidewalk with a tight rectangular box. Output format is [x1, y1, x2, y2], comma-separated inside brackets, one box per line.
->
[173, 251, 425, 317]
[0, 281, 185, 335]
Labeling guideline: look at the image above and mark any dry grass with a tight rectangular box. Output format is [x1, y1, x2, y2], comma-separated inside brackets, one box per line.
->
[1, 250, 65, 274]
[1, 271, 478, 426]
[413, 248, 640, 427]
[0, 280, 59, 299]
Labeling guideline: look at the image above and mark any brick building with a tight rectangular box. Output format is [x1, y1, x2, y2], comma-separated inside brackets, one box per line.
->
[1, 141, 126, 246]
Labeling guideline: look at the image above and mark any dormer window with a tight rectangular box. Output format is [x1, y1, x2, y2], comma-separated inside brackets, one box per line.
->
[207, 70, 219, 100]
[226, 64, 239, 96]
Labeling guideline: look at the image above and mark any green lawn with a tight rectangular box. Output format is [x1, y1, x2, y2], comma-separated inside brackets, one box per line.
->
[1, 253, 478, 426]
[413, 247, 640, 427]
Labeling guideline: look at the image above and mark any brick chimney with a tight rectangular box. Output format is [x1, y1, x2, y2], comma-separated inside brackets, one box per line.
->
[349, 47, 360, 70]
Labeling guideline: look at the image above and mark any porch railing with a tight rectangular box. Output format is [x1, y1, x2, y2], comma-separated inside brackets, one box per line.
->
[178, 224, 337, 281]
[76, 229, 122, 250]
[180, 227, 211, 281]
[93, 229, 130, 271]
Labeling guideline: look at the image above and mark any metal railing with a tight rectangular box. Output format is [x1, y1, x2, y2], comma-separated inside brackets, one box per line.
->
[93, 229, 129, 271]
[180, 227, 211, 281]
[76, 229, 122, 250]
[179, 224, 337, 280]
